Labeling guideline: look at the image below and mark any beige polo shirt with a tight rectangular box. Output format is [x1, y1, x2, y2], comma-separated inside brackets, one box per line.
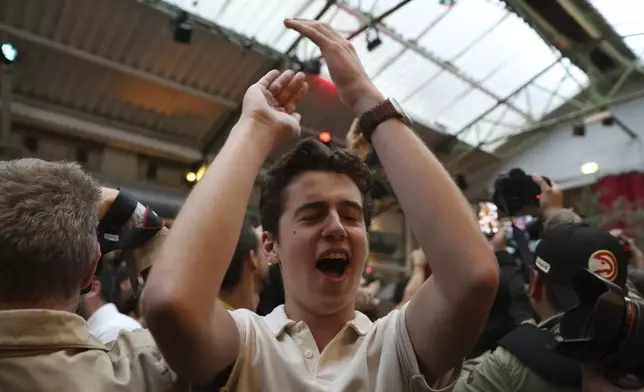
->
[221, 304, 460, 392]
[0, 309, 187, 392]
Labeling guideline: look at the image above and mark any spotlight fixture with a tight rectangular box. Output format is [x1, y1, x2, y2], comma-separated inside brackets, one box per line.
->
[300, 58, 322, 75]
[572, 123, 586, 137]
[365, 28, 382, 52]
[580, 162, 599, 175]
[1, 42, 18, 65]
[185, 162, 207, 184]
[318, 131, 332, 143]
[172, 10, 193, 44]
[601, 115, 615, 126]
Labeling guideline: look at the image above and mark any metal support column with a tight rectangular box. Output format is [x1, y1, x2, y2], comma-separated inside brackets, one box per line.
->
[1, 64, 12, 144]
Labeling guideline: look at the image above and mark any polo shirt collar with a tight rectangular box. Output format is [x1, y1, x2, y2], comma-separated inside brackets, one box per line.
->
[264, 305, 372, 338]
[0, 309, 107, 354]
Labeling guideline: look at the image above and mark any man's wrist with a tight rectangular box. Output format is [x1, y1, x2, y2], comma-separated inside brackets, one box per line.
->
[230, 117, 282, 154]
[351, 84, 385, 118]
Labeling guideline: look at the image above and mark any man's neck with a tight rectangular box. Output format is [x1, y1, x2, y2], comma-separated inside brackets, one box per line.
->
[219, 277, 257, 311]
[82, 300, 106, 320]
[0, 297, 79, 312]
[284, 299, 356, 352]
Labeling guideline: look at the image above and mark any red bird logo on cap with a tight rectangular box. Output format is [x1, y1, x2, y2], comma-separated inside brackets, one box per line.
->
[588, 250, 618, 281]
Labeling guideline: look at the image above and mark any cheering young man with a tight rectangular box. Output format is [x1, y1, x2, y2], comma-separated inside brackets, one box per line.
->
[143, 19, 498, 391]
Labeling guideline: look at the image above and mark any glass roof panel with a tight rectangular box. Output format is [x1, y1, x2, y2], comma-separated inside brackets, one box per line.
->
[589, 0, 644, 58]
[164, 0, 591, 151]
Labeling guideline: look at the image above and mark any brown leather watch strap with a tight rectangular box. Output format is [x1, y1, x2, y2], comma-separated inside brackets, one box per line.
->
[358, 99, 403, 143]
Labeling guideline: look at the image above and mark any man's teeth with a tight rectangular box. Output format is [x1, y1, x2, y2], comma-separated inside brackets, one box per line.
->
[325, 253, 347, 260]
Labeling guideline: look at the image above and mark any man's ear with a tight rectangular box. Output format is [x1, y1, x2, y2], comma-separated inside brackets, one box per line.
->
[81, 241, 101, 291]
[262, 231, 280, 265]
[85, 280, 102, 298]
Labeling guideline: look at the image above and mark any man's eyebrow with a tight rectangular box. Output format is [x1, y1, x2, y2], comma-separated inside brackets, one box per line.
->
[294, 202, 327, 216]
[339, 200, 363, 213]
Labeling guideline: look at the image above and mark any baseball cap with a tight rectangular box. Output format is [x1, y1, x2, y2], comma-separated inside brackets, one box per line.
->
[534, 223, 629, 310]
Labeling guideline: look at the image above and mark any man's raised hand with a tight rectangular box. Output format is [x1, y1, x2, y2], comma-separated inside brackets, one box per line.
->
[241, 69, 309, 148]
[284, 19, 383, 115]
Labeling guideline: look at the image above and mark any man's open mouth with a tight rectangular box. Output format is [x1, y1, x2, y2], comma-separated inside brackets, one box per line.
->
[316, 253, 350, 279]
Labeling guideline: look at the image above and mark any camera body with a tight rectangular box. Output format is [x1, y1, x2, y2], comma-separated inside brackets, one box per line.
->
[556, 269, 644, 387]
[493, 168, 550, 217]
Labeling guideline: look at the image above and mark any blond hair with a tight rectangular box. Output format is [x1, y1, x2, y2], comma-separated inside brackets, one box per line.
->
[345, 119, 371, 159]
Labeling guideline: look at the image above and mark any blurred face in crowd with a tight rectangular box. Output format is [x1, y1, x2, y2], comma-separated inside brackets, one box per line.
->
[265, 171, 369, 316]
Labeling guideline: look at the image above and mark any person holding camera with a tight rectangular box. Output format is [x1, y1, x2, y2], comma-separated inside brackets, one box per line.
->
[143, 18, 499, 392]
[0, 159, 183, 392]
[455, 223, 631, 392]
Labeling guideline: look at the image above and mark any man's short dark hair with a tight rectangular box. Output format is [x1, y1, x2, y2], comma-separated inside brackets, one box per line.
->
[221, 220, 260, 292]
[0, 159, 101, 305]
[259, 138, 372, 238]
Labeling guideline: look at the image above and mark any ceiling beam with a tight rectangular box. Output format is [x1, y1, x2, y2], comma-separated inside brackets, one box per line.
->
[485, 85, 644, 146]
[344, 0, 415, 41]
[285, 0, 337, 56]
[0, 23, 238, 109]
[335, 1, 532, 121]
[5, 101, 202, 162]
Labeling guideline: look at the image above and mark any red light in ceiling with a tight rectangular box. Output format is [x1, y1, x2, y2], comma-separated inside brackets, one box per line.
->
[310, 74, 337, 95]
[319, 131, 332, 143]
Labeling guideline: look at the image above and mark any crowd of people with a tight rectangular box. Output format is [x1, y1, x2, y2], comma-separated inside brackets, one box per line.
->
[0, 19, 642, 392]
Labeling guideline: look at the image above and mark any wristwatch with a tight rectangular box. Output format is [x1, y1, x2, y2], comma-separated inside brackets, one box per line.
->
[358, 98, 413, 143]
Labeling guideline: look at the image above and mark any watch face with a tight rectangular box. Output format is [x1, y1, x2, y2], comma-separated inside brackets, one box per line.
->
[389, 98, 413, 126]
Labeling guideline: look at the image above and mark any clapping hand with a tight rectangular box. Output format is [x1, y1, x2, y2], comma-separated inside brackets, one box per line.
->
[284, 19, 384, 115]
[240, 69, 309, 148]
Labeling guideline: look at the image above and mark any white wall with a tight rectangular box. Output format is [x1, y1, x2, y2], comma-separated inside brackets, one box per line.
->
[481, 96, 644, 191]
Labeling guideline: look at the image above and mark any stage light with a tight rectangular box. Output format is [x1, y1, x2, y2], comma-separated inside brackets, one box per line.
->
[580, 162, 599, 175]
[1, 42, 17, 65]
[319, 131, 332, 143]
[172, 11, 193, 44]
[300, 58, 322, 75]
[195, 163, 207, 181]
[186, 172, 196, 182]
[366, 28, 382, 52]
[572, 123, 586, 137]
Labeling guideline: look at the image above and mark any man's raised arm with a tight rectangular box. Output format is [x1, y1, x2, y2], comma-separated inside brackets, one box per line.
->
[285, 19, 499, 383]
[142, 70, 308, 385]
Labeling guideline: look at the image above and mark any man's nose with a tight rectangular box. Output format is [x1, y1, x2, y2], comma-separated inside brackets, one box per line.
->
[322, 210, 347, 240]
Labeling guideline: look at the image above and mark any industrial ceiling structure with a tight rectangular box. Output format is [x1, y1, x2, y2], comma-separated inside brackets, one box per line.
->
[165, 0, 644, 153]
[1, 0, 643, 180]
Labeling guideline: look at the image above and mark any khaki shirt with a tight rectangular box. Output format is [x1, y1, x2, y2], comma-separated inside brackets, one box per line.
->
[0, 309, 187, 392]
[221, 304, 460, 392]
[454, 315, 577, 392]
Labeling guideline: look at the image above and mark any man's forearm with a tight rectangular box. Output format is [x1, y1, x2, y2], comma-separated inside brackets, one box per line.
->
[369, 116, 496, 293]
[363, 92, 498, 379]
[144, 120, 274, 321]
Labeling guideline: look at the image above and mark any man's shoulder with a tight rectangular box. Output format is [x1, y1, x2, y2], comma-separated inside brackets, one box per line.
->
[457, 346, 527, 391]
[464, 345, 525, 375]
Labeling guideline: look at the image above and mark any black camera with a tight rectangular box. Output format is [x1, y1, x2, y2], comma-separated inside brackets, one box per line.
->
[492, 169, 550, 217]
[555, 269, 644, 387]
